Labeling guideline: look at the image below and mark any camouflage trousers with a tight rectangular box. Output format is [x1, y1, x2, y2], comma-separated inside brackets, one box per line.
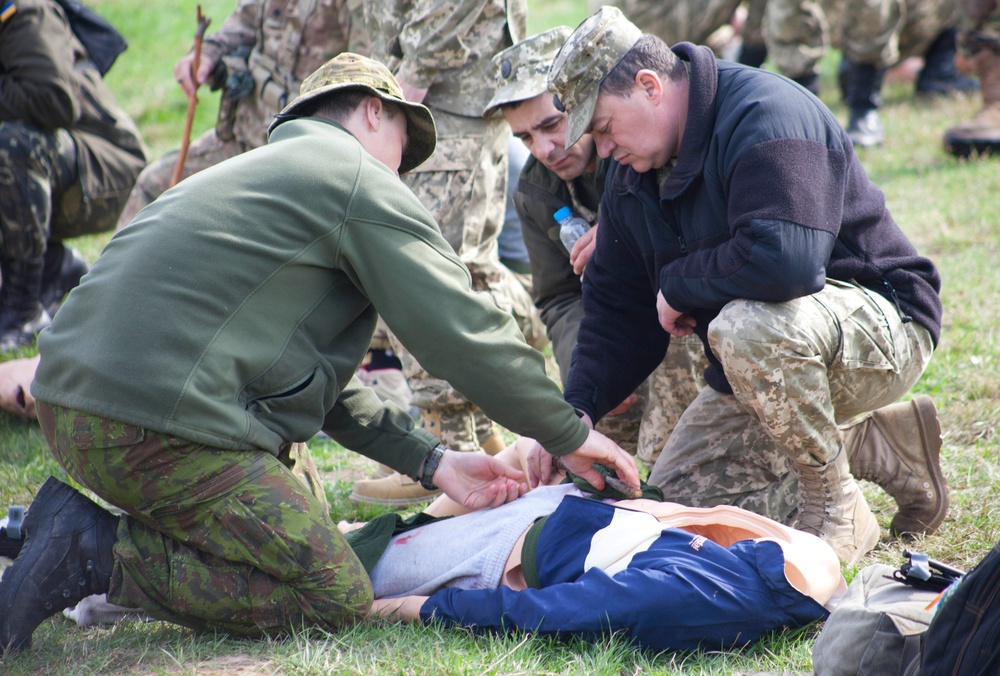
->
[387, 110, 544, 452]
[766, 0, 959, 76]
[36, 401, 372, 636]
[648, 279, 934, 525]
[0, 122, 79, 259]
[957, 0, 1000, 55]
[115, 128, 250, 231]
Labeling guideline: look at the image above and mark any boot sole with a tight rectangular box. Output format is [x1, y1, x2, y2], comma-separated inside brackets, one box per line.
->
[891, 395, 949, 536]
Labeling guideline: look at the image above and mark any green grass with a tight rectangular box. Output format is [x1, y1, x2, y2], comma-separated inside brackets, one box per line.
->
[2, 0, 1000, 673]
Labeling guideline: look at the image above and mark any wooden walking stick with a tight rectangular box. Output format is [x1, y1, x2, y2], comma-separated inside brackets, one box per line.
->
[170, 5, 212, 188]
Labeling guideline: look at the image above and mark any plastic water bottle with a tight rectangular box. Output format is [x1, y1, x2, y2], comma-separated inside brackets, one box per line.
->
[554, 206, 590, 253]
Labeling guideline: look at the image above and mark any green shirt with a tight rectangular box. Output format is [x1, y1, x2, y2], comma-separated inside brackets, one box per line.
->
[33, 118, 588, 477]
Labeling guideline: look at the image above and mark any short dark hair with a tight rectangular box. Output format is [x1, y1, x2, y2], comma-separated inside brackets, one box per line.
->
[600, 35, 686, 98]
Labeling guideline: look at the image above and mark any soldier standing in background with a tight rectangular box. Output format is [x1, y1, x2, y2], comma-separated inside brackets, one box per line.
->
[353, 0, 547, 506]
[114, 0, 370, 228]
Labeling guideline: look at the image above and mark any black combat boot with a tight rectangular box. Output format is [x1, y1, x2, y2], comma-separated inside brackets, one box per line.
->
[845, 61, 886, 147]
[40, 242, 89, 316]
[0, 256, 52, 350]
[917, 27, 980, 97]
[0, 477, 118, 655]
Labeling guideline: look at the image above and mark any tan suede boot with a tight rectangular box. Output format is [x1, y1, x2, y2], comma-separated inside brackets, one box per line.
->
[944, 48, 1000, 157]
[842, 395, 948, 536]
[349, 472, 441, 507]
[794, 449, 880, 567]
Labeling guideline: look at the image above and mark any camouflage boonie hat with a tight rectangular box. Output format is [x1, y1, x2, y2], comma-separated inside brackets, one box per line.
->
[482, 26, 573, 118]
[268, 53, 436, 174]
[547, 7, 642, 147]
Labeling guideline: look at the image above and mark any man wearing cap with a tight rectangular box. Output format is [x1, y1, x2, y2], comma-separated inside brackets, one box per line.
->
[544, 7, 944, 566]
[484, 27, 708, 468]
[0, 53, 638, 654]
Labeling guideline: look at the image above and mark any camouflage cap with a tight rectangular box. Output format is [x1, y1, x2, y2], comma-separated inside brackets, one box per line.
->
[547, 6, 642, 147]
[268, 53, 436, 174]
[482, 26, 573, 118]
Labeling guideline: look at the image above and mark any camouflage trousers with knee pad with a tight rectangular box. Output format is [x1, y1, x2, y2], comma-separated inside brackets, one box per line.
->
[115, 129, 250, 231]
[36, 401, 371, 636]
[0, 123, 78, 258]
[649, 279, 934, 524]
[387, 110, 543, 451]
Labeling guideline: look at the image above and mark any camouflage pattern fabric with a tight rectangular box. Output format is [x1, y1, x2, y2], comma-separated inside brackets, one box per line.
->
[766, 0, 959, 76]
[386, 110, 544, 451]
[36, 401, 370, 636]
[365, 0, 527, 117]
[591, 0, 743, 50]
[635, 333, 708, 468]
[115, 0, 369, 230]
[649, 279, 934, 524]
[957, 0, 1000, 55]
[0, 124, 77, 259]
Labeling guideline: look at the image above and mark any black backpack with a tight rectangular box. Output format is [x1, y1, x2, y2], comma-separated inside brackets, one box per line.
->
[53, 0, 127, 76]
[921, 539, 1000, 675]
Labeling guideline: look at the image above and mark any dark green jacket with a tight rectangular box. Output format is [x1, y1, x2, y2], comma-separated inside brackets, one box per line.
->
[34, 118, 589, 478]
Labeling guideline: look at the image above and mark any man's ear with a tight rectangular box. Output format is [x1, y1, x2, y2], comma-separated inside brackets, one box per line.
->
[363, 95, 383, 131]
[635, 69, 664, 103]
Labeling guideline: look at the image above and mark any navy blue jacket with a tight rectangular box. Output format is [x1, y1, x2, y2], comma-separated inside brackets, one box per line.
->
[564, 43, 942, 422]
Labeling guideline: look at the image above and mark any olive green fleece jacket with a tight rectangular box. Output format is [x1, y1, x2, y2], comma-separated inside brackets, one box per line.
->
[33, 117, 589, 478]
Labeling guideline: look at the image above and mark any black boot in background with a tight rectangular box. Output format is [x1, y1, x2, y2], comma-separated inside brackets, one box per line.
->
[40, 242, 89, 316]
[845, 61, 886, 147]
[0, 256, 52, 351]
[917, 27, 980, 97]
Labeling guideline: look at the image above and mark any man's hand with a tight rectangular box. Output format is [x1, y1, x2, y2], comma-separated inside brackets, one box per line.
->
[656, 290, 696, 337]
[0, 356, 40, 419]
[569, 224, 598, 276]
[432, 450, 527, 510]
[559, 428, 640, 491]
[173, 51, 217, 98]
[526, 426, 639, 491]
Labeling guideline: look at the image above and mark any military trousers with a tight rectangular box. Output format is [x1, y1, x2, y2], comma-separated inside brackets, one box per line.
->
[36, 401, 372, 636]
[0, 122, 78, 260]
[649, 279, 934, 524]
[114, 128, 250, 231]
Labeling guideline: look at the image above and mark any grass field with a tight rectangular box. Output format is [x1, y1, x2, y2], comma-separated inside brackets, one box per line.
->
[1, 1, 998, 673]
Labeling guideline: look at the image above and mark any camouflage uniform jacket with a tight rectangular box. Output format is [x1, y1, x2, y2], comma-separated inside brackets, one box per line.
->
[0, 0, 147, 223]
[513, 155, 606, 382]
[564, 44, 943, 424]
[365, 0, 527, 116]
[201, 0, 371, 148]
[33, 118, 590, 478]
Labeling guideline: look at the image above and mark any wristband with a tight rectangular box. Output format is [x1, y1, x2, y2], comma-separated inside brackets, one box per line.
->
[419, 444, 446, 490]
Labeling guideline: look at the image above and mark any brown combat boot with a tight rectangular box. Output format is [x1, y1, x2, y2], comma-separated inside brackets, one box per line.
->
[842, 395, 949, 536]
[794, 449, 880, 567]
[944, 48, 1000, 157]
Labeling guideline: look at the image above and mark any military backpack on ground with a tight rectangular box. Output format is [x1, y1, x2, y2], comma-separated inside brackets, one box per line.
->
[921, 539, 1000, 675]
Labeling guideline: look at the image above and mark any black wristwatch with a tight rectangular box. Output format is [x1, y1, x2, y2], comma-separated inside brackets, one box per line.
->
[419, 444, 446, 490]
